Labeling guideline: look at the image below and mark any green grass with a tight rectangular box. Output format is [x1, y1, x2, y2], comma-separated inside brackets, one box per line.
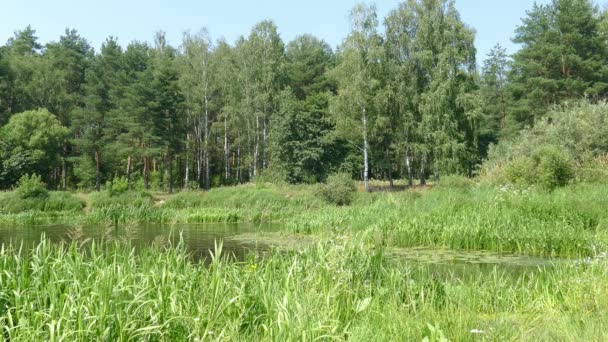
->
[0, 191, 85, 214]
[1, 182, 608, 257]
[0, 238, 606, 341]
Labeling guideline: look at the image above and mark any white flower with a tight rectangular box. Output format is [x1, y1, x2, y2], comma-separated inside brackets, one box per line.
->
[470, 329, 485, 334]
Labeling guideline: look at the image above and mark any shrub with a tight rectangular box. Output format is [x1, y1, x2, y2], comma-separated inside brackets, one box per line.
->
[106, 177, 129, 196]
[0, 190, 84, 214]
[576, 155, 608, 183]
[502, 146, 574, 189]
[319, 173, 356, 206]
[505, 156, 538, 186]
[533, 146, 575, 189]
[15, 174, 49, 199]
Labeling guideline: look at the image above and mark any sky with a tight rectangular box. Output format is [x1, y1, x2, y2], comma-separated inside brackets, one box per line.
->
[0, 0, 552, 63]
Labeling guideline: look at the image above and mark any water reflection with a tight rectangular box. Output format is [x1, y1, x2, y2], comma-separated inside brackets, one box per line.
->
[0, 222, 279, 262]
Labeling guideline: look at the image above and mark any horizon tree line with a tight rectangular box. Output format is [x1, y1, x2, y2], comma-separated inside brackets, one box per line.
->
[1, 0, 607, 192]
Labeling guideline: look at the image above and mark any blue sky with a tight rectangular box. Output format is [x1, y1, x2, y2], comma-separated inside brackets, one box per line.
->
[1, 0, 551, 63]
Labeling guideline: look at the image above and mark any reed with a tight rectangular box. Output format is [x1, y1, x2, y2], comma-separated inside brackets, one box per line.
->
[0, 238, 606, 341]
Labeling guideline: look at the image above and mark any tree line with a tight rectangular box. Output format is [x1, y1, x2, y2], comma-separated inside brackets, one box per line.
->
[1, 0, 607, 192]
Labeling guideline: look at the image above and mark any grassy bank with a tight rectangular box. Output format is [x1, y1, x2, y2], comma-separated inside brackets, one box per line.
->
[0, 238, 606, 341]
[1, 182, 608, 257]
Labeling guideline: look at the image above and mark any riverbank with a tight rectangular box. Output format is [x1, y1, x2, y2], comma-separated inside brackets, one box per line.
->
[0, 238, 606, 341]
[2, 181, 607, 257]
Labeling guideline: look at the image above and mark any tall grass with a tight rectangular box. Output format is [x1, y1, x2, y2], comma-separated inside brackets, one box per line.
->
[0, 238, 606, 340]
[1, 182, 607, 256]
[0, 191, 85, 214]
[286, 183, 608, 257]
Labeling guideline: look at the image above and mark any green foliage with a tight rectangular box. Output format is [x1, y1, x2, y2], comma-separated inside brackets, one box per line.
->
[576, 155, 608, 183]
[319, 173, 356, 205]
[508, 0, 608, 127]
[437, 175, 475, 189]
[504, 156, 538, 186]
[0, 109, 69, 187]
[15, 174, 48, 199]
[534, 146, 575, 189]
[1, 237, 608, 340]
[90, 190, 153, 210]
[483, 102, 603, 187]
[0, 190, 84, 214]
[106, 176, 129, 196]
[501, 147, 575, 189]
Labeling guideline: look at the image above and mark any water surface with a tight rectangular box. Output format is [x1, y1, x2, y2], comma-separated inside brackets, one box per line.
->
[0, 223, 563, 276]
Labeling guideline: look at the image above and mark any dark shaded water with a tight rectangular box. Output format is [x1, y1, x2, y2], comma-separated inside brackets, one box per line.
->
[0, 223, 562, 275]
[0, 222, 279, 262]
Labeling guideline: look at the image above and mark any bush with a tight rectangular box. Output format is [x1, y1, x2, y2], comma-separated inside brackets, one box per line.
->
[505, 156, 538, 186]
[0, 190, 84, 214]
[15, 174, 49, 199]
[502, 146, 574, 189]
[106, 177, 129, 196]
[576, 155, 608, 183]
[319, 173, 356, 206]
[533, 146, 575, 189]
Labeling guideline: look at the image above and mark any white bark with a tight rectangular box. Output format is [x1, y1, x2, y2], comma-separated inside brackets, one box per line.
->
[362, 105, 370, 192]
[224, 114, 229, 181]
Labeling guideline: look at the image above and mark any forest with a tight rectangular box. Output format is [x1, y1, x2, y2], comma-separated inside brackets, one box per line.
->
[2, 0, 608, 340]
[1, 0, 606, 192]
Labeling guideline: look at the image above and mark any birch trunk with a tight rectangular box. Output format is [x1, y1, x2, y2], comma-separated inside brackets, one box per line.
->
[184, 116, 190, 188]
[362, 105, 370, 193]
[95, 150, 101, 192]
[262, 115, 267, 170]
[204, 93, 210, 190]
[224, 114, 229, 182]
[406, 151, 414, 187]
[253, 114, 259, 179]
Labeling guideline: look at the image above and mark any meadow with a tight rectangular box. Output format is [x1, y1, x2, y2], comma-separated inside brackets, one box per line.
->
[1, 179, 607, 257]
[0, 236, 607, 341]
[1, 179, 608, 340]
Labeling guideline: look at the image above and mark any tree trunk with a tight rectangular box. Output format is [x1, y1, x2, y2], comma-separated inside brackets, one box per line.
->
[143, 157, 150, 190]
[262, 115, 267, 170]
[126, 156, 132, 189]
[385, 149, 393, 189]
[253, 114, 259, 179]
[434, 162, 439, 185]
[184, 117, 190, 189]
[406, 152, 414, 188]
[95, 150, 101, 192]
[224, 114, 229, 183]
[362, 105, 370, 193]
[196, 123, 202, 188]
[168, 153, 174, 194]
[61, 156, 67, 190]
[419, 154, 426, 186]
[237, 142, 241, 184]
[204, 94, 210, 190]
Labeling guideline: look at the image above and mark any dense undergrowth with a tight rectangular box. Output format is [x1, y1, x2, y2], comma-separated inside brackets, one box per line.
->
[0, 238, 606, 341]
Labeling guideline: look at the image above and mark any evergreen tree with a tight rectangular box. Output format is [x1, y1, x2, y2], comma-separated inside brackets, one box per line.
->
[509, 0, 608, 128]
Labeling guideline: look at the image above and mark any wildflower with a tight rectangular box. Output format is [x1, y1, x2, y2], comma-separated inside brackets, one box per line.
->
[470, 329, 485, 334]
